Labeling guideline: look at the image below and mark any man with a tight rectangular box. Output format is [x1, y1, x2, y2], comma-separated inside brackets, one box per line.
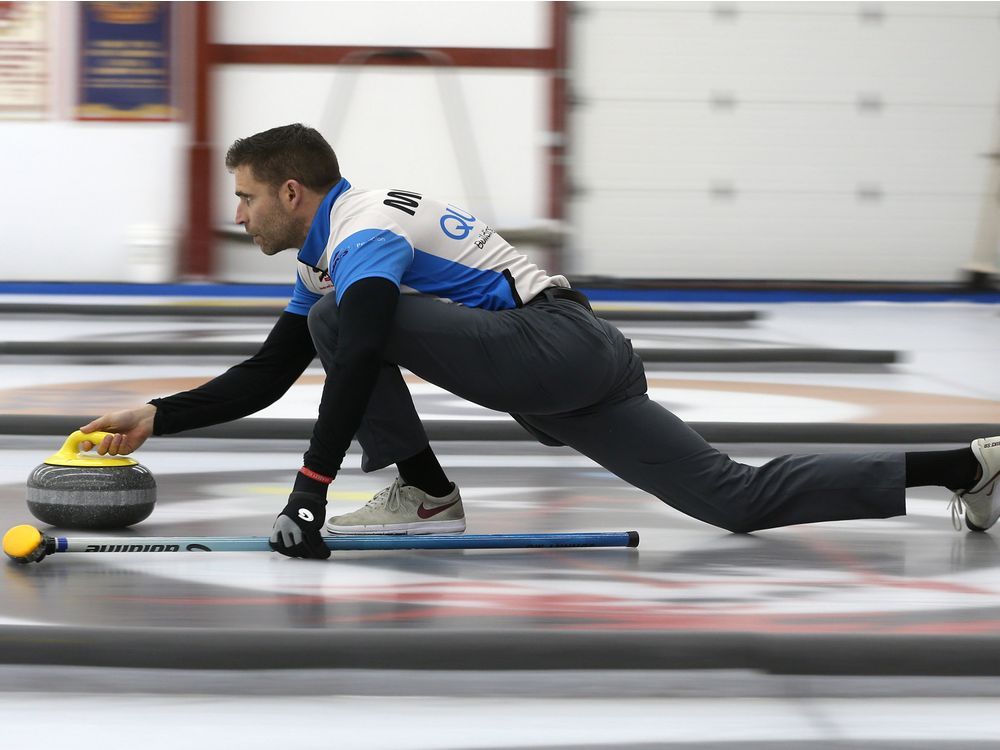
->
[82, 123, 1000, 560]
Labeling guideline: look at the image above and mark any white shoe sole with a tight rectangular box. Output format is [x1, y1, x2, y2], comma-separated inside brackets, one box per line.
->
[325, 518, 467, 535]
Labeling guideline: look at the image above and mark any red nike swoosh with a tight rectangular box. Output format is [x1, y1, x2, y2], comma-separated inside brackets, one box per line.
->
[417, 498, 461, 519]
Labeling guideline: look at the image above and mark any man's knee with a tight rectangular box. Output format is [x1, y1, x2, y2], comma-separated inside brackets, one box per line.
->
[686, 465, 770, 534]
[307, 293, 339, 336]
[713, 509, 762, 535]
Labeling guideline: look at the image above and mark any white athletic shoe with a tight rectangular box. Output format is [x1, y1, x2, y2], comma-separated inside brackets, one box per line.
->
[948, 436, 1000, 532]
[326, 477, 466, 535]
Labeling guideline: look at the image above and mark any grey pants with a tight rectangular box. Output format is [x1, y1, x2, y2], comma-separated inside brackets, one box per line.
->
[307, 292, 905, 533]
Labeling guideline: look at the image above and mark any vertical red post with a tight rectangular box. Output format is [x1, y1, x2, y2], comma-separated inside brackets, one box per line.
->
[548, 1, 570, 269]
[182, 1, 213, 279]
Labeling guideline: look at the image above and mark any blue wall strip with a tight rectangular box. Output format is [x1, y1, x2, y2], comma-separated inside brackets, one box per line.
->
[0, 282, 294, 298]
[0, 281, 997, 304]
[577, 287, 1000, 304]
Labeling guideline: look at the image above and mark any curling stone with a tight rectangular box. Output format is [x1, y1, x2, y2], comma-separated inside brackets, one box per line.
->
[26, 431, 156, 530]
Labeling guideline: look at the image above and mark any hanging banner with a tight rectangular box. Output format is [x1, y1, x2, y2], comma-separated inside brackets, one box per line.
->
[0, 2, 48, 118]
[76, 2, 176, 120]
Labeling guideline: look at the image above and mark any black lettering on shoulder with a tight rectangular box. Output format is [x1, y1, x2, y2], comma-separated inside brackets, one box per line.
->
[383, 189, 423, 216]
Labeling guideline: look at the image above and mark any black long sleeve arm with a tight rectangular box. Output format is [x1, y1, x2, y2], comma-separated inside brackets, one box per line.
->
[301, 277, 400, 479]
[150, 311, 317, 435]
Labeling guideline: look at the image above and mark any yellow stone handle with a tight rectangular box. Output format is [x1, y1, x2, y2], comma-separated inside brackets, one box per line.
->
[44, 431, 137, 467]
[62, 430, 112, 455]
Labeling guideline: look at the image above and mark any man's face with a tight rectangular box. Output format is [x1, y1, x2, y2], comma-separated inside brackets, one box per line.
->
[233, 165, 303, 256]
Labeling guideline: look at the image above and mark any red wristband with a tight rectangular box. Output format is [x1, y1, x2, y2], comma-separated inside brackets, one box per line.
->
[299, 466, 334, 485]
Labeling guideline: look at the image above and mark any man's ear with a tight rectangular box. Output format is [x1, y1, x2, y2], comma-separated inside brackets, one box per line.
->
[280, 179, 303, 209]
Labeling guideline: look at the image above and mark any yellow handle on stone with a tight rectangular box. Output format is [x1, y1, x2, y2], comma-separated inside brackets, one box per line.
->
[43, 430, 138, 467]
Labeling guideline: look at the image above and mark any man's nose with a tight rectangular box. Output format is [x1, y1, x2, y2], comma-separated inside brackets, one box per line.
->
[235, 204, 246, 225]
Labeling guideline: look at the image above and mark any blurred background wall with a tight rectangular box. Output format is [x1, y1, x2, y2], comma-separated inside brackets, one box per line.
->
[0, 1, 188, 283]
[2, 1, 999, 285]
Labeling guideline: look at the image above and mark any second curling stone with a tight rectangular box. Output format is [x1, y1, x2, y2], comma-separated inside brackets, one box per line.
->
[26, 431, 156, 530]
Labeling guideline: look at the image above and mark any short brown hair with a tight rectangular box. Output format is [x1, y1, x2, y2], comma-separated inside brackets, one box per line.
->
[225, 123, 341, 192]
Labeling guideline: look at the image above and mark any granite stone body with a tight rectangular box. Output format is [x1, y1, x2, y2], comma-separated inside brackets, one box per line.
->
[26, 463, 157, 529]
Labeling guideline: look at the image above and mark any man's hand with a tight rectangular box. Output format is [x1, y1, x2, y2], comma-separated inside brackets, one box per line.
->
[79, 404, 157, 455]
[269, 492, 331, 560]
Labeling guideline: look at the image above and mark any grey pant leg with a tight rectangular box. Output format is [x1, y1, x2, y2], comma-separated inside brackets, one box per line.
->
[308, 292, 640, 468]
[311, 291, 906, 530]
[307, 294, 429, 472]
[381, 295, 646, 415]
[522, 397, 906, 532]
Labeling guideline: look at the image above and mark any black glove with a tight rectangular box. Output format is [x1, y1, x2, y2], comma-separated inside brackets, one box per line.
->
[269, 492, 331, 560]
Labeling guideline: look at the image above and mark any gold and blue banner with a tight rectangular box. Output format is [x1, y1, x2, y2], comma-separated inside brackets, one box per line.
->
[76, 2, 176, 120]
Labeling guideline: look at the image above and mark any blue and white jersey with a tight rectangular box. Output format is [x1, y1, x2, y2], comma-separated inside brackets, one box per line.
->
[285, 179, 569, 316]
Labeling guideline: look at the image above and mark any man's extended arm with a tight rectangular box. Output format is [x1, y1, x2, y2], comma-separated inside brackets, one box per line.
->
[269, 277, 399, 559]
[299, 276, 400, 480]
[150, 311, 317, 434]
[82, 311, 316, 454]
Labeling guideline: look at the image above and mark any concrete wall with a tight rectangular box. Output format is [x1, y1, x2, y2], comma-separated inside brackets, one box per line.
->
[570, 1, 1000, 281]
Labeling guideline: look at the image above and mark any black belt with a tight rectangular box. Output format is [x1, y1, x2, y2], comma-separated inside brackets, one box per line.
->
[526, 286, 592, 311]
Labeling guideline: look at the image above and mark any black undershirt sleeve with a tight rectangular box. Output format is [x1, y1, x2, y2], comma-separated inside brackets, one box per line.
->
[301, 277, 400, 479]
[149, 311, 316, 435]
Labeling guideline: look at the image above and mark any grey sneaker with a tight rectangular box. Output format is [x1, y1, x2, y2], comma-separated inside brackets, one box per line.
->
[948, 436, 1000, 532]
[325, 478, 465, 535]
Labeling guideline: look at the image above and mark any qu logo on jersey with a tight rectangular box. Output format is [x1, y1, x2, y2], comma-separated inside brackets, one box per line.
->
[440, 205, 477, 240]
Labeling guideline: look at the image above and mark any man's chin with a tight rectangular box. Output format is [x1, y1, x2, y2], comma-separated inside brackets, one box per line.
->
[252, 238, 279, 256]
[251, 234, 299, 256]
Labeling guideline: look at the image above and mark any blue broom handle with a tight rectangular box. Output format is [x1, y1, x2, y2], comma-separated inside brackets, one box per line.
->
[52, 531, 639, 554]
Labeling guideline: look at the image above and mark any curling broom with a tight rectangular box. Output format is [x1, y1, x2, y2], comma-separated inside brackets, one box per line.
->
[3, 524, 639, 564]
